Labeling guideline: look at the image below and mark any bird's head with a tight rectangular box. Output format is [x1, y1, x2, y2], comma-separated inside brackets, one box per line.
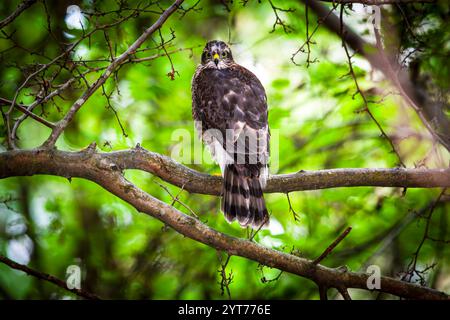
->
[201, 40, 234, 69]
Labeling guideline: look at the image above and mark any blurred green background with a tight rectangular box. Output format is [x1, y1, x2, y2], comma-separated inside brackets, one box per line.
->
[0, 0, 449, 299]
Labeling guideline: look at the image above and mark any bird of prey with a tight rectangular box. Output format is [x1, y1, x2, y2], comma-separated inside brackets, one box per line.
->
[191, 40, 270, 228]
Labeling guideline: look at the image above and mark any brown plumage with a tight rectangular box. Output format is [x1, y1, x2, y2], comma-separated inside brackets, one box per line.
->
[191, 40, 270, 228]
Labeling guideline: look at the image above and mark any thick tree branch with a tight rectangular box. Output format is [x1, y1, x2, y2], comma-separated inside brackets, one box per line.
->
[1, 147, 449, 195]
[0, 146, 447, 299]
[0, 255, 100, 300]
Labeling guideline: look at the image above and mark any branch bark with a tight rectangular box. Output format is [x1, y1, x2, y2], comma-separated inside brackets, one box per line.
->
[0, 146, 447, 299]
[1, 147, 449, 195]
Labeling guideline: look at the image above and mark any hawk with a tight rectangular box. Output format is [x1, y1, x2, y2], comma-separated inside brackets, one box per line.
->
[191, 40, 270, 228]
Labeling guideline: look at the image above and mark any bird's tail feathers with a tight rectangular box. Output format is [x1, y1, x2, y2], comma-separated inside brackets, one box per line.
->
[221, 164, 269, 228]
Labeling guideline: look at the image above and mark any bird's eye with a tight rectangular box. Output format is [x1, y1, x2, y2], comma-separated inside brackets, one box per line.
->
[221, 51, 227, 58]
[206, 52, 212, 58]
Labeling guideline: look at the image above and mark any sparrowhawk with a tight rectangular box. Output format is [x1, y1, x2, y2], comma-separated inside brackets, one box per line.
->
[191, 40, 270, 228]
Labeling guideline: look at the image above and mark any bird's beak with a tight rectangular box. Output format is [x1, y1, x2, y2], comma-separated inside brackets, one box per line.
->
[213, 53, 219, 66]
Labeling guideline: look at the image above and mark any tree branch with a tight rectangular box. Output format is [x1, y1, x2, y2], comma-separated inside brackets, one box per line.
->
[301, 0, 450, 152]
[41, 0, 184, 148]
[0, 146, 447, 299]
[318, 285, 329, 300]
[337, 286, 352, 300]
[0, 98, 55, 129]
[313, 227, 352, 264]
[1, 147, 449, 195]
[0, 0, 37, 30]
[0, 255, 100, 300]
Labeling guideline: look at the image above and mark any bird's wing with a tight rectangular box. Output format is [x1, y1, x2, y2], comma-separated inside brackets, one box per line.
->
[192, 65, 270, 172]
[221, 67, 270, 166]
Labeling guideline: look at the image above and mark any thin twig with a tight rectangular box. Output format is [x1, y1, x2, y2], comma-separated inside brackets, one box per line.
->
[42, 0, 185, 148]
[155, 181, 199, 218]
[217, 252, 233, 299]
[0, 255, 100, 300]
[313, 227, 352, 264]
[286, 192, 300, 222]
[402, 188, 447, 285]
[101, 84, 128, 137]
[268, 0, 295, 33]
[249, 213, 270, 241]
[259, 266, 283, 284]
[0, 98, 55, 128]
[339, 5, 405, 167]
[0, 0, 37, 29]
[291, 3, 337, 65]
